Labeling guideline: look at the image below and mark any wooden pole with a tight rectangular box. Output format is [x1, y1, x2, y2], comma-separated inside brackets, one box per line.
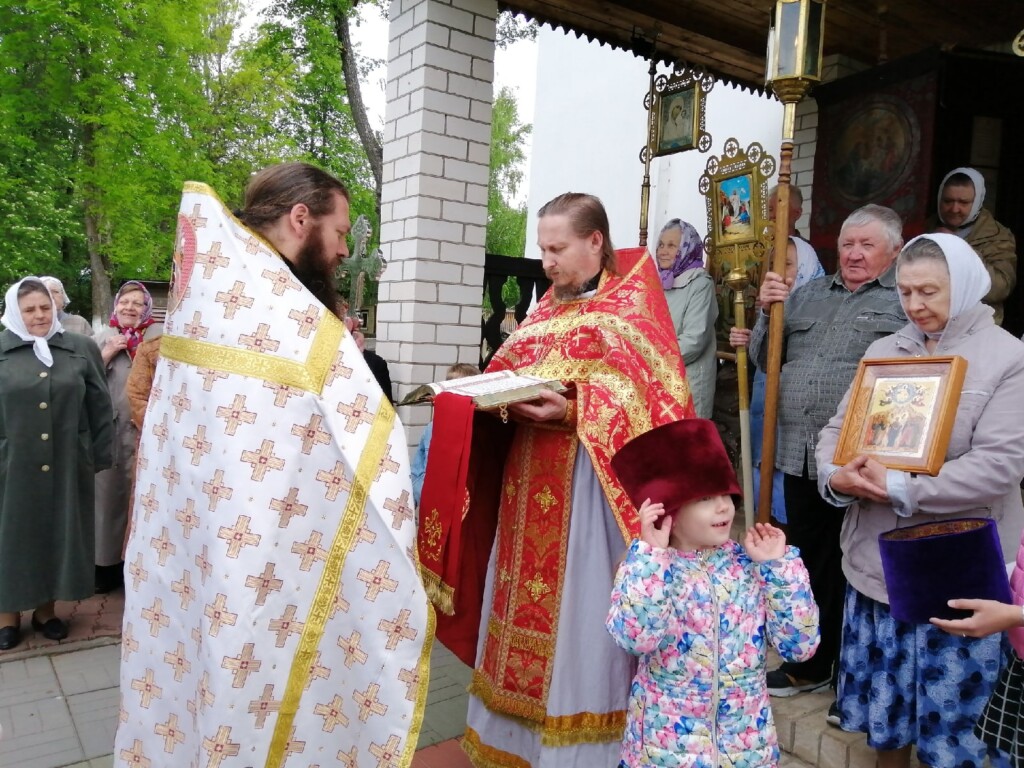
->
[725, 264, 754, 528]
[639, 58, 657, 247]
[756, 100, 798, 524]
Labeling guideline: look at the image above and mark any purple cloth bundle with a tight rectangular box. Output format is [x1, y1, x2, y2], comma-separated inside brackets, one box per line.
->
[879, 518, 1012, 623]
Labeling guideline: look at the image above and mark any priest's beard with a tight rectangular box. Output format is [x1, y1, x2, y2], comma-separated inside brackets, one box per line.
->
[552, 270, 601, 301]
[288, 224, 343, 319]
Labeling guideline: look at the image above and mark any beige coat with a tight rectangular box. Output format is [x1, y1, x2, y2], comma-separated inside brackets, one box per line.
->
[930, 209, 1017, 326]
[816, 305, 1024, 603]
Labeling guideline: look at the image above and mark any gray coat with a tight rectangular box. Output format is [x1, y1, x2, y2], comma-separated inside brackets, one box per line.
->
[816, 305, 1024, 603]
[0, 330, 113, 611]
[664, 269, 718, 418]
[94, 324, 161, 565]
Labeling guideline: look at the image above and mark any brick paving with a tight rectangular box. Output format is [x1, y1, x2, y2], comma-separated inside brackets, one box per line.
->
[0, 593, 846, 768]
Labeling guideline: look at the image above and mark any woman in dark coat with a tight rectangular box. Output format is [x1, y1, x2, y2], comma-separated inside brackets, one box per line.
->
[0, 277, 114, 650]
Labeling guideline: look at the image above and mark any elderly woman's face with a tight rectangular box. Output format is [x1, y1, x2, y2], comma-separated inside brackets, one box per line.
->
[19, 289, 54, 338]
[897, 259, 951, 335]
[115, 288, 146, 328]
[656, 228, 682, 269]
[45, 285, 66, 312]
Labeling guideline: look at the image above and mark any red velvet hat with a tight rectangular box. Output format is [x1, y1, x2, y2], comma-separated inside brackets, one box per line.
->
[611, 419, 741, 511]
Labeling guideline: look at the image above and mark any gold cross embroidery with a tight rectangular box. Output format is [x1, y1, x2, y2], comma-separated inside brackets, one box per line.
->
[316, 461, 352, 501]
[291, 531, 328, 572]
[182, 424, 212, 466]
[204, 593, 238, 637]
[170, 570, 196, 610]
[291, 413, 331, 455]
[183, 311, 210, 340]
[271, 488, 308, 528]
[269, 605, 304, 648]
[241, 439, 285, 481]
[353, 682, 388, 722]
[248, 684, 281, 729]
[262, 267, 302, 296]
[163, 641, 191, 682]
[245, 563, 283, 606]
[149, 526, 176, 566]
[154, 713, 186, 753]
[201, 725, 240, 768]
[220, 643, 260, 688]
[215, 280, 254, 320]
[202, 469, 233, 512]
[196, 242, 228, 279]
[217, 514, 262, 558]
[130, 669, 163, 707]
[377, 608, 417, 650]
[357, 561, 399, 601]
[215, 394, 257, 436]
[239, 322, 280, 353]
[288, 303, 321, 339]
[314, 694, 350, 732]
[337, 394, 374, 433]
[338, 631, 368, 668]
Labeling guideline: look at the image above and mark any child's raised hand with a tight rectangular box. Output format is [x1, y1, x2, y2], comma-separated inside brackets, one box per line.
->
[743, 522, 786, 562]
[639, 498, 671, 549]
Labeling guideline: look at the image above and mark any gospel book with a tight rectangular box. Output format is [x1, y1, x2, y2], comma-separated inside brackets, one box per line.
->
[399, 370, 567, 410]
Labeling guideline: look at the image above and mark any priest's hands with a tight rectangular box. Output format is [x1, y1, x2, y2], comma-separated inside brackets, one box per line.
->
[743, 522, 786, 562]
[507, 389, 568, 422]
[638, 498, 671, 549]
[829, 455, 890, 503]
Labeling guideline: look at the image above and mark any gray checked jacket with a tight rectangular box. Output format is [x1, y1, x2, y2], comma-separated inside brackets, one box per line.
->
[748, 265, 905, 478]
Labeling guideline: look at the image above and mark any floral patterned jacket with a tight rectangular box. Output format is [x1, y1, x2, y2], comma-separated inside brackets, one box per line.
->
[606, 539, 820, 768]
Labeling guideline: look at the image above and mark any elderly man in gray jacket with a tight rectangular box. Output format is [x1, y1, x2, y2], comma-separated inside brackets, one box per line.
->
[748, 204, 907, 718]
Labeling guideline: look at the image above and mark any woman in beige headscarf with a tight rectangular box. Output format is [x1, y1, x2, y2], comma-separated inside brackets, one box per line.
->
[40, 277, 93, 336]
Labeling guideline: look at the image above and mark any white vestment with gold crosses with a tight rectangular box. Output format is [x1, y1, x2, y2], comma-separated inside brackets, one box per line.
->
[114, 182, 433, 768]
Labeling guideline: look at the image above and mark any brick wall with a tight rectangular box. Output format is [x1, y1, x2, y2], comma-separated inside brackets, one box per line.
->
[379, 0, 498, 445]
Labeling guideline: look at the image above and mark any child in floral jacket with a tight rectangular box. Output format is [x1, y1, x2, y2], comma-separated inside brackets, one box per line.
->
[607, 419, 820, 768]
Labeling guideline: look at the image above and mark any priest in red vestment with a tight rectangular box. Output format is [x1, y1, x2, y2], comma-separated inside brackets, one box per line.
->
[418, 192, 695, 767]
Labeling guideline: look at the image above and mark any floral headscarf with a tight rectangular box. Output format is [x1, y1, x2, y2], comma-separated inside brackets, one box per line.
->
[657, 219, 705, 289]
[109, 280, 155, 360]
[1, 277, 64, 367]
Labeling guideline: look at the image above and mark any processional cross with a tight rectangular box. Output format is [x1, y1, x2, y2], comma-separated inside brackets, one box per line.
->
[339, 215, 386, 320]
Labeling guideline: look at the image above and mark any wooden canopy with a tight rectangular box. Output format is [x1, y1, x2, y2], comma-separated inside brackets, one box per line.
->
[500, 0, 1024, 91]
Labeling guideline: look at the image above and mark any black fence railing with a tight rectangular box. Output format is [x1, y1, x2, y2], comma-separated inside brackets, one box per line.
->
[480, 253, 551, 369]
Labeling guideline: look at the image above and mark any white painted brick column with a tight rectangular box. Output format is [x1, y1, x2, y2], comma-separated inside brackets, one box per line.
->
[379, 0, 497, 447]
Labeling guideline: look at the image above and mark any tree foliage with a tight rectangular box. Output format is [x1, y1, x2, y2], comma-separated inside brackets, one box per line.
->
[0, 0, 380, 320]
[486, 86, 531, 258]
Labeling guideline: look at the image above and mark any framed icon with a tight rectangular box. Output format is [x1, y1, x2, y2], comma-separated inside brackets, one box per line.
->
[649, 67, 713, 158]
[833, 355, 968, 475]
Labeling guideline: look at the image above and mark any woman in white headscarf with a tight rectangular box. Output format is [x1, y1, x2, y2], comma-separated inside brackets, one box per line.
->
[932, 166, 1016, 326]
[816, 234, 1024, 768]
[39, 276, 93, 337]
[0, 277, 113, 650]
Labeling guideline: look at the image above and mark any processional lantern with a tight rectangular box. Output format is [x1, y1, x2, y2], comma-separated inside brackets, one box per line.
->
[756, 0, 827, 524]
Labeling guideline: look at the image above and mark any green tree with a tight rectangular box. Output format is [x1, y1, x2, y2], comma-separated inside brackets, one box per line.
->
[486, 86, 531, 258]
[0, 0, 219, 318]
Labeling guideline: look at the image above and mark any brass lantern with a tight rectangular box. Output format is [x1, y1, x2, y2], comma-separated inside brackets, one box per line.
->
[766, 0, 826, 102]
